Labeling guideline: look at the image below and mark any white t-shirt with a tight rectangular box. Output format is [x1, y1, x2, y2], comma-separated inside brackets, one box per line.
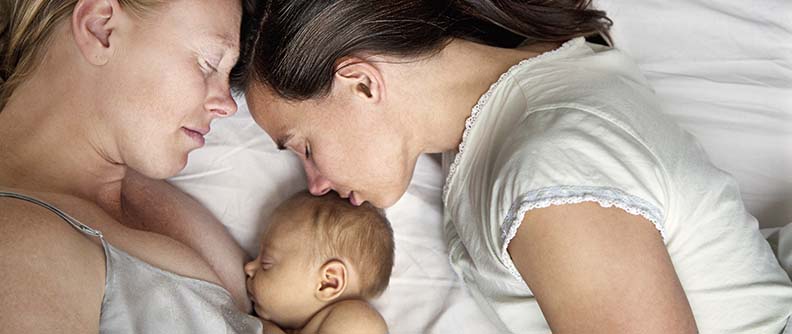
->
[442, 37, 792, 333]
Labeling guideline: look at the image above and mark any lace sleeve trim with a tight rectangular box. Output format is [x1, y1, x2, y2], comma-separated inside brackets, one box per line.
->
[442, 38, 584, 202]
[499, 185, 666, 283]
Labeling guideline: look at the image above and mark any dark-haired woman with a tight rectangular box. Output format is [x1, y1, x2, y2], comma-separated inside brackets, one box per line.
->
[239, 1, 792, 332]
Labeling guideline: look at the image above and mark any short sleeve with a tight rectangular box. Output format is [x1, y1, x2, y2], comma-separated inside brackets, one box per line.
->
[491, 106, 669, 282]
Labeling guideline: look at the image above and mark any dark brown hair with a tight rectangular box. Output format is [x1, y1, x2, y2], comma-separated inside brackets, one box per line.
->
[238, 0, 611, 98]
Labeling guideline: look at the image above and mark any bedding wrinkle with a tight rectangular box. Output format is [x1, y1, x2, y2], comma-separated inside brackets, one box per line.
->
[213, 135, 276, 161]
[598, 0, 792, 228]
[698, 1, 791, 35]
[642, 62, 792, 89]
[169, 166, 234, 181]
[388, 277, 465, 287]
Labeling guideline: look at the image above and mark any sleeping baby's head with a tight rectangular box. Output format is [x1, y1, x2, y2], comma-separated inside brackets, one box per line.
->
[244, 191, 394, 330]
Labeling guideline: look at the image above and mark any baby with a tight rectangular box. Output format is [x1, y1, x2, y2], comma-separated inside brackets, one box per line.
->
[244, 191, 395, 334]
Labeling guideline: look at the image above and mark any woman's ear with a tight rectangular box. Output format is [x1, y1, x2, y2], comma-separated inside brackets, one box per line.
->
[334, 57, 384, 104]
[72, 0, 123, 65]
[315, 259, 348, 302]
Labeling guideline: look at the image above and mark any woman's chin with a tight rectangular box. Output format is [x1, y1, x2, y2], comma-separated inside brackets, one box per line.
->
[372, 192, 405, 209]
[128, 159, 186, 181]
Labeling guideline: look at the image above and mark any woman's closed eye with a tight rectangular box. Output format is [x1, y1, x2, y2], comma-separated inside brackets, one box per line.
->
[304, 143, 312, 160]
[199, 58, 219, 74]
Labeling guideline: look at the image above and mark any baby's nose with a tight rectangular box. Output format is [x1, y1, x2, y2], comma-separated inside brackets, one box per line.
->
[243, 260, 257, 277]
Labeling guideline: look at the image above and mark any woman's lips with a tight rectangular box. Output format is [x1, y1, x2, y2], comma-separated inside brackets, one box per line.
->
[340, 190, 365, 206]
[349, 191, 361, 206]
[182, 127, 206, 147]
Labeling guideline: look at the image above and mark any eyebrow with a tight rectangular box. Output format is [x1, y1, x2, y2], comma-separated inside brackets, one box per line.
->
[275, 134, 294, 151]
[212, 33, 239, 49]
[206, 33, 240, 63]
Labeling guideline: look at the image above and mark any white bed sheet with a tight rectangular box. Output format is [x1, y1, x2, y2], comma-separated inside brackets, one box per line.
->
[596, 0, 792, 228]
[170, 1, 792, 332]
[764, 224, 792, 279]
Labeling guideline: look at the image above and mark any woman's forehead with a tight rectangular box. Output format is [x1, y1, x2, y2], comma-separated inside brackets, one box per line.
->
[257, 113, 303, 148]
[247, 82, 354, 143]
[249, 101, 323, 148]
[160, 0, 241, 36]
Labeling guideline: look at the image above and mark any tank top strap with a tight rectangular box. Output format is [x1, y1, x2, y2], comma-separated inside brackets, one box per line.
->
[0, 191, 104, 238]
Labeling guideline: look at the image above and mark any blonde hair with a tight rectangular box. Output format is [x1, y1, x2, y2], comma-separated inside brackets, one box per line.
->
[0, 0, 162, 110]
[273, 191, 395, 299]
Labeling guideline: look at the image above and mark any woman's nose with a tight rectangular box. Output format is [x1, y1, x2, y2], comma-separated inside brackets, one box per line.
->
[305, 163, 331, 196]
[205, 80, 238, 118]
[308, 174, 332, 196]
[303, 161, 333, 196]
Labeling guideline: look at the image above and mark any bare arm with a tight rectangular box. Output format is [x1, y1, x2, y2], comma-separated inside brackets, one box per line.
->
[507, 202, 697, 333]
[120, 170, 251, 313]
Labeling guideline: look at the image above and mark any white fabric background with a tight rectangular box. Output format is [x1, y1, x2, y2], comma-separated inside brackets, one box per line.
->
[597, 0, 792, 228]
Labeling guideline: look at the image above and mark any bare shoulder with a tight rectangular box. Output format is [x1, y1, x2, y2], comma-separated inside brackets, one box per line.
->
[317, 300, 387, 334]
[0, 196, 106, 332]
[0, 195, 106, 252]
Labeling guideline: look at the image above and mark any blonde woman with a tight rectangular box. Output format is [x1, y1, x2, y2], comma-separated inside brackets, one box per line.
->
[0, 0, 262, 332]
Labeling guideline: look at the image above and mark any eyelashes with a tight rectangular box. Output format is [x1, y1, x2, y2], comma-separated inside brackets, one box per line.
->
[259, 258, 274, 270]
[199, 58, 219, 74]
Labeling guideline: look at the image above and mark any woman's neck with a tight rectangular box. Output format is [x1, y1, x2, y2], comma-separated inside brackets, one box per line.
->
[405, 39, 561, 154]
[0, 63, 125, 205]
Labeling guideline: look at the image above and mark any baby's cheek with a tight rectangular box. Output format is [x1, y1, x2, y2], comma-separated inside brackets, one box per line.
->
[250, 279, 267, 301]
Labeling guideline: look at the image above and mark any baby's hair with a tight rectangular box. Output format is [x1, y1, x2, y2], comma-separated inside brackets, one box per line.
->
[272, 191, 395, 299]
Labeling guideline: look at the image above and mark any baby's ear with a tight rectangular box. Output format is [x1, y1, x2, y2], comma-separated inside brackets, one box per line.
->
[315, 259, 348, 302]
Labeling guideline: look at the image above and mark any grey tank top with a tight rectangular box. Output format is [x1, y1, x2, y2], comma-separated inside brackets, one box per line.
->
[0, 191, 263, 334]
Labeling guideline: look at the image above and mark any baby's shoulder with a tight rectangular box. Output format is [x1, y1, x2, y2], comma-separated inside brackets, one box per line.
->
[310, 299, 387, 334]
